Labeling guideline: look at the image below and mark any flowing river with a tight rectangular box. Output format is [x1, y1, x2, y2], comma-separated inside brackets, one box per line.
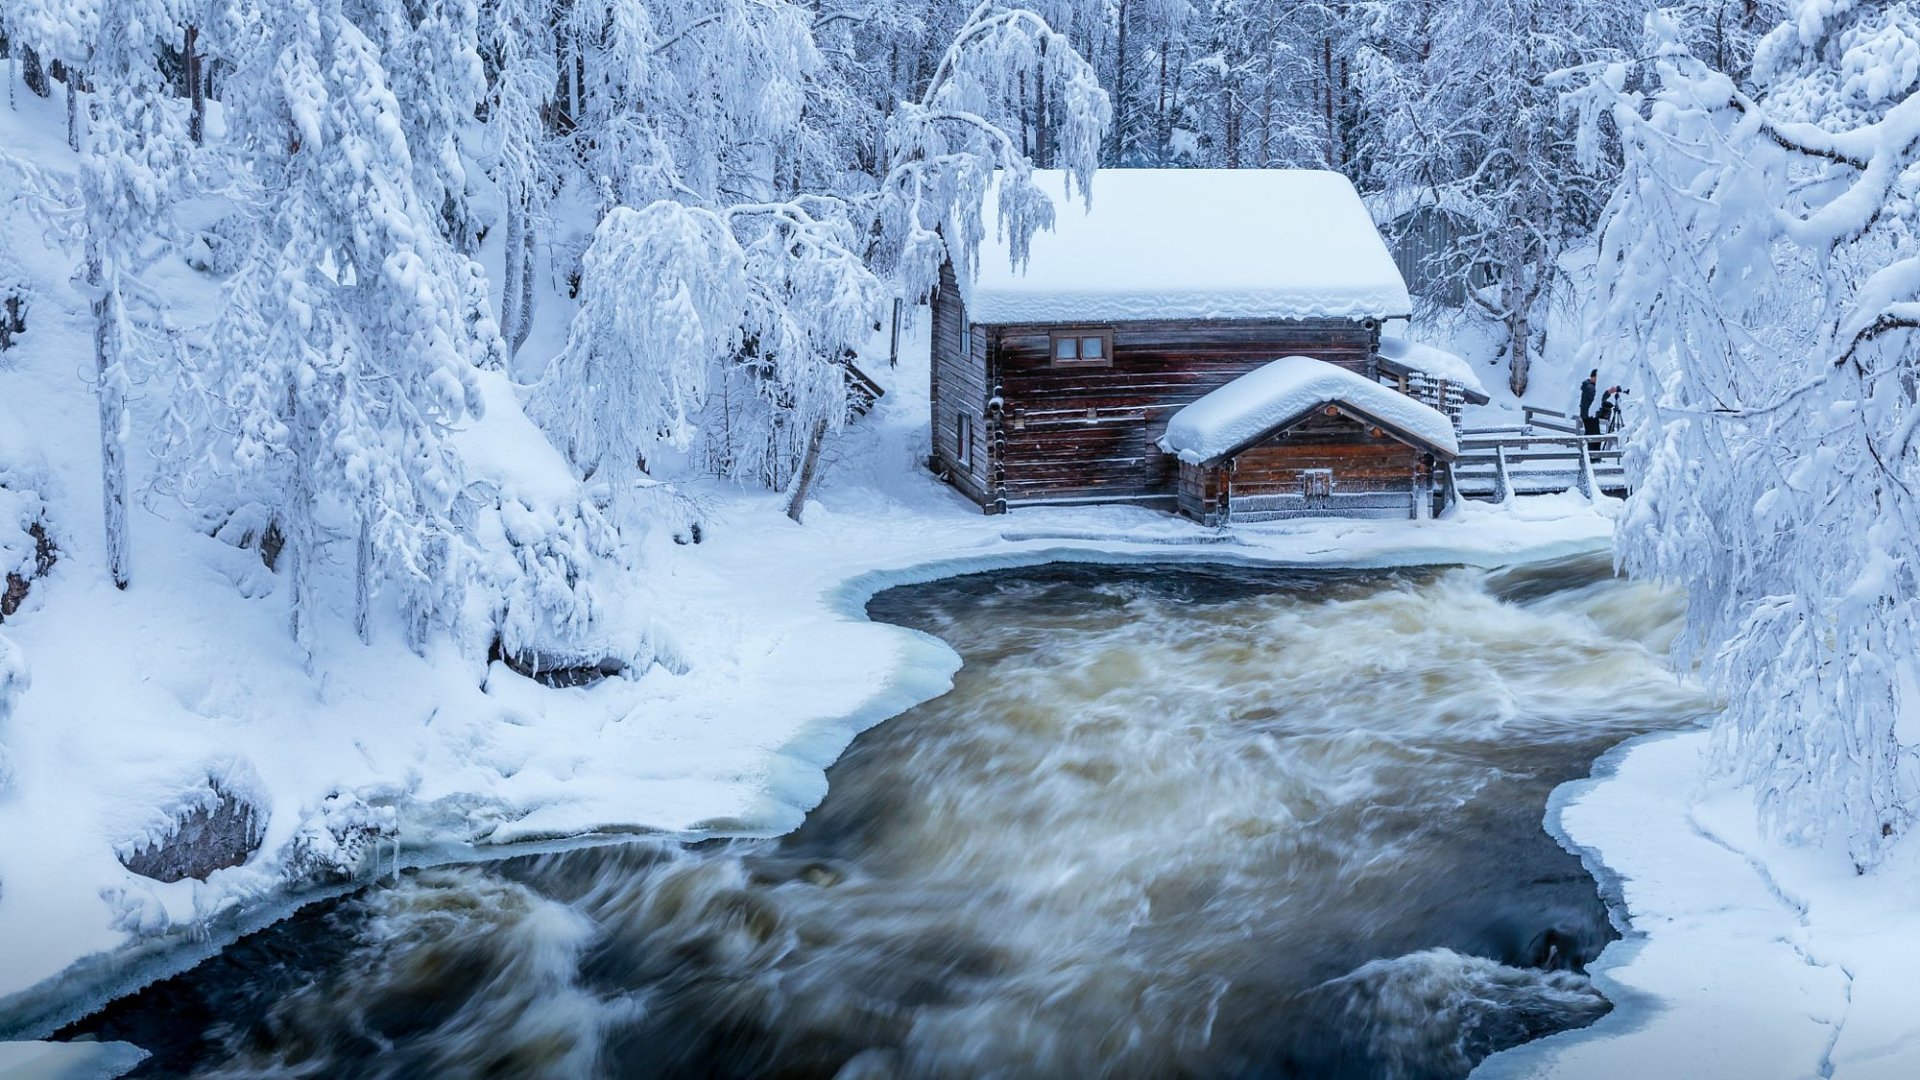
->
[72, 554, 1709, 1078]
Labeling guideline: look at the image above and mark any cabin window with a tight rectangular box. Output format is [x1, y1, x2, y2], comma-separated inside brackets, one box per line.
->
[960, 319, 973, 358]
[955, 412, 973, 468]
[1049, 328, 1114, 368]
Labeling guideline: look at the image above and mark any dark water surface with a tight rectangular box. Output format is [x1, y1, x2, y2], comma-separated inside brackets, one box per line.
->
[70, 556, 1708, 1078]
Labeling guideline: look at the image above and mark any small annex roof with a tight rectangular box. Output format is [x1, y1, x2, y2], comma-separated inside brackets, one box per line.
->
[963, 169, 1412, 325]
[1159, 355, 1459, 465]
[1377, 335, 1491, 403]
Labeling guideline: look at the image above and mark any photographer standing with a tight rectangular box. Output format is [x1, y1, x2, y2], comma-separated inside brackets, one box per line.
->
[1578, 370, 1601, 437]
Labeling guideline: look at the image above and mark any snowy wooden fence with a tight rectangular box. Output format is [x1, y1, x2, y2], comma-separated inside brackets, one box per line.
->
[1448, 432, 1628, 502]
[1373, 365, 1475, 427]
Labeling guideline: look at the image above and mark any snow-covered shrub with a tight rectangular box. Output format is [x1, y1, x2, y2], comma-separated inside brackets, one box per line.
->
[285, 790, 400, 885]
[0, 486, 53, 623]
[0, 435, 55, 622]
[181, 214, 253, 277]
[446, 475, 659, 686]
[0, 270, 25, 353]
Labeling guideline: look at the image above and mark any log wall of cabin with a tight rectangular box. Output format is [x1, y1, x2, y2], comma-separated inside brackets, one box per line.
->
[989, 319, 1377, 506]
[1177, 460, 1227, 525]
[1228, 412, 1425, 496]
[928, 262, 993, 507]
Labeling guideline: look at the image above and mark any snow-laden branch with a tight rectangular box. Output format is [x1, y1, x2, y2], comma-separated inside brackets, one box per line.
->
[1577, 3, 1920, 867]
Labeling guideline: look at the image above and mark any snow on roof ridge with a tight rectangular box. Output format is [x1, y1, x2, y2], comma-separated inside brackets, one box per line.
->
[1159, 355, 1459, 465]
[963, 169, 1412, 325]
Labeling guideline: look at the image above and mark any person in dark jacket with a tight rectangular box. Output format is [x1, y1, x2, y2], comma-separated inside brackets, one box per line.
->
[1579, 370, 1600, 437]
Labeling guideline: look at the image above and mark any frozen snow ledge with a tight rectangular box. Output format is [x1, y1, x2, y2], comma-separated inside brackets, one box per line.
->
[0, 1039, 148, 1079]
[0, 494, 1615, 1049]
[1474, 729, 1870, 1079]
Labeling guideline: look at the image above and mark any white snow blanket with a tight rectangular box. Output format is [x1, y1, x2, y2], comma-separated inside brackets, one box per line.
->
[965, 170, 1412, 324]
[1159, 356, 1459, 465]
[1378, 335, 1487, 397]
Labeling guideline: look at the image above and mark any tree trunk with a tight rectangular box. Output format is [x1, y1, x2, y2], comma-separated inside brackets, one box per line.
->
[782, 417, 831, 523]
[354, 515, 373, 643]
[1505, 255, 1532, 397]
[1034, 37, 1051, 169]
[1157, 40, 1170, 161]
[1322, 37, 1335, 166]
[66, 67, 81, 152]
[1260, 46, 1274, 167]
[186, 25, 205, 144]
[1110, 0, 1131, 164]
[90, 245, 130, 590]
[500, 189, 525, 356]
[21, 47, 49, 98]
[513, 211, 537, 357]
[287, 508, 313, 666]
[1223, 78, 1240, 168]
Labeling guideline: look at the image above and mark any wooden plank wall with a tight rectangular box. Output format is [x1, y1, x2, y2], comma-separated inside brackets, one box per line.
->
[1177, 460, 1226, 525]
[990, 320, 1376, 505]
[928, 261, 993, 506]
[1229, 413, 1423, 496]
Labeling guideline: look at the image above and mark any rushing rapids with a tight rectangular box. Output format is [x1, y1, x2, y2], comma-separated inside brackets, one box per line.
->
[73, 555, 1710, 1078]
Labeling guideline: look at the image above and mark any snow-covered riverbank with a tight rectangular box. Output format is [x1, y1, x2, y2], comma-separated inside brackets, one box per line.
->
[1481, 728, 1920, 1079]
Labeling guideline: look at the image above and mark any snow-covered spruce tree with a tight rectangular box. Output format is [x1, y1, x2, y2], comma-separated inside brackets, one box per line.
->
[166, 0, 486, 654]
[1576, 6, 1920, 867]
[1356, 0, 1641, 396]
[9, 1, 195, 590]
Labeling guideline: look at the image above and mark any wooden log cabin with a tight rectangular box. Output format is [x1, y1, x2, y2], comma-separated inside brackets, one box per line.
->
[928, 169, 1488, 522]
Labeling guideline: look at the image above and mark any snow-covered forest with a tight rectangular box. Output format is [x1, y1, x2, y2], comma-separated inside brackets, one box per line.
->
[3, 0, 1920, 1075]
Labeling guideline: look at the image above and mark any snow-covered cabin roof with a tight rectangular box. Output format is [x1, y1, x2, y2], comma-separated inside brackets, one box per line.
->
[1159, 356, 1459, 465]
[1378, 335, 1489, 401]
[964, 170, 1413, 325]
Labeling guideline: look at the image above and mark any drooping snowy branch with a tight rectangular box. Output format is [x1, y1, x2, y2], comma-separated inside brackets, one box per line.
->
[1578, 4, 1920, 866]
[530, 201, 745, 507]
[876, 0, 1109, 302]
[534, 1, 1106, 519]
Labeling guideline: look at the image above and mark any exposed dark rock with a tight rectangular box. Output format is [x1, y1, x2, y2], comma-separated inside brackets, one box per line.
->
[488, 637, 627, 688]
[1, 520, 56, 623]
[119, 781, 265, 883]
[20, 46, 50, 97]
[0, 287, 25, 350]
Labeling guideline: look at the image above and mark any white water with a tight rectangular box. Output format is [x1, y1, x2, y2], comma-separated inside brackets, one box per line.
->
[79, 557, 1709, 1079]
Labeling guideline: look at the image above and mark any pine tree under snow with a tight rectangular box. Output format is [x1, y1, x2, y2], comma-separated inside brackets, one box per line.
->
[163, 0, 490, 654]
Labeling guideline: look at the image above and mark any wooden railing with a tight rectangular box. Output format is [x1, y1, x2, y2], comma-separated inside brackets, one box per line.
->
[1375, 367, 1474, 427]
[1448, 431, 1629, 501]
[1520, 405, 1583, 435]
